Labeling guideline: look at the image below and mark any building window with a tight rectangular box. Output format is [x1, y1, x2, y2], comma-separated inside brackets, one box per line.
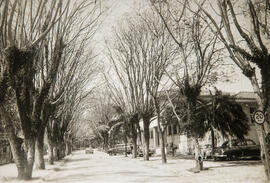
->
[168, 125, 172, 136]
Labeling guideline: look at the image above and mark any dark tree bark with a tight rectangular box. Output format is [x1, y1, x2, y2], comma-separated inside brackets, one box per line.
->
[1, 46, 37, 180]
[35, 128, 45, 169]
[142, 116, 151, 161]
[131, 123, 138, 158]
[210, 128, 215, 155]
[160, 130, 167, 164]
[124, 134, 128, 157]
[46, 131, 54, 165]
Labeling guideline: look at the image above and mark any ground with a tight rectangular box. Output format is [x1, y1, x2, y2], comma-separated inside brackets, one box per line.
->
[0, 150, 266, 183]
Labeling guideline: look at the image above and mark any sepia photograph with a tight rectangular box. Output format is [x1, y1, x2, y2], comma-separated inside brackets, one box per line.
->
[0, 0, 269, 182]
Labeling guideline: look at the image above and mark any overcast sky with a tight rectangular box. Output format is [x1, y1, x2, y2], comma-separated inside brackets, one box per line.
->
[93, 0, 254, 93]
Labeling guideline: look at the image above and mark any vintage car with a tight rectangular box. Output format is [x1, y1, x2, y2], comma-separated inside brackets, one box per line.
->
[137, 146, 155, 157]
[213, 139, 260, 160]
[201, 144, 212, 159]
[193, 144, 212, 159]
[85, 147, 94, 154]
[107, 144, 132, 156]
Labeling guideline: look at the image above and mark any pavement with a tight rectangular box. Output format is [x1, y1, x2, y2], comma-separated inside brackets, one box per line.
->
[0, 150, 267, 183]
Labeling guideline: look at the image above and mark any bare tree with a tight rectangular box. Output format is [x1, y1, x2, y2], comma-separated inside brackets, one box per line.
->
[105, 79, 140, 158]
[191, 0, 270, 179]
[34, 1, 101, 169]
[0, 0, 67, 179]
[151, 1, 227, 171]
[106, 9, 176, 161]
[86, 90, 117, 151]
[45, 40, 100, 164]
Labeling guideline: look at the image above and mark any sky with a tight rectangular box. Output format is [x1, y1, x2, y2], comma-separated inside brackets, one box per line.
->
[93, 0, 255, 94]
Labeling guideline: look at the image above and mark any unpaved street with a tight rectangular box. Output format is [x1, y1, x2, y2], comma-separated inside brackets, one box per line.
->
[0, 150, 266, 183]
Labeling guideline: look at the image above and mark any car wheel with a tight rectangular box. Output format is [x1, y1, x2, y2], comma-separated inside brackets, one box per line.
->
[227, 154, 236, 161]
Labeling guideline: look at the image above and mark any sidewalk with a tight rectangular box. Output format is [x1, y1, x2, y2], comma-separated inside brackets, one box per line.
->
[129, 154, 266, 183]
[0, 155, 70, 182]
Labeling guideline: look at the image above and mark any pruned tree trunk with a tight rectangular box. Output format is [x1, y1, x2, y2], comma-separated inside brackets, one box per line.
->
[103, 133, 109, 152]
[160, 130, 167, 164]
[131, 137, 137, 158]
[9, 137, 36, 180]
[35, 128, 45, 169]
[53, 146, 60, 161]
[8, 136, 28, 180]
[131, 123, 138, 158]
[124, 134, 128, 157]
[61, 143, 65, 159]
[47, 134, 54, 165]
[249, 73, 270, 180]
[143, 121, 150, 161]
[48, 143, 54, 165]
[210, 127, 215, 155]
[194, 138, 203, 172]
[24, 138, 36, 179]
[65, 141, 71, 156]
[0, 101, 36, 180]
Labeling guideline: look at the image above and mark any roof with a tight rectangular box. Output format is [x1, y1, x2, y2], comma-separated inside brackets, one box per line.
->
[233, 92, 257, 99]
[230, 92, 257, 105]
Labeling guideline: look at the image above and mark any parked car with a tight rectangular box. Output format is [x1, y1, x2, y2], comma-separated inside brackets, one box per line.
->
[85, 147, 94, 154]
[107, 144, 132, 156]
[137, 146, 155, 157]
[213, 139, 260, 160]
[201, 144, 212, 159]
[192, 144, 212, 159]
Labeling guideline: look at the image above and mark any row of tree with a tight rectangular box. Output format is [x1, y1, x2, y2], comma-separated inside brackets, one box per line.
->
[0, 0, 102, 180]
[88, 0, 270, 180]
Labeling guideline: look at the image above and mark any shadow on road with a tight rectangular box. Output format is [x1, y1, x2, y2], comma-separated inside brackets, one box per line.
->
[207, 160, 262, 169]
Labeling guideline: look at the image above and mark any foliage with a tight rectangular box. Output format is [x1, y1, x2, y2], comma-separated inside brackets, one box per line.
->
[165, 90, 250, 140]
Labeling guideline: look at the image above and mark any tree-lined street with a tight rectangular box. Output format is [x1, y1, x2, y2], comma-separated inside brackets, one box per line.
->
[0, 150, 266, 183]
[0, 0, 269, 182]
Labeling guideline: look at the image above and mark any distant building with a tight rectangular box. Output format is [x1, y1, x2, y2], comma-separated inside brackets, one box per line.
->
[138, 91, 259, 155]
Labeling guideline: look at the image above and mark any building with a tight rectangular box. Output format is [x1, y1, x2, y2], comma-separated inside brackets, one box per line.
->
[138, 91, 259, 155]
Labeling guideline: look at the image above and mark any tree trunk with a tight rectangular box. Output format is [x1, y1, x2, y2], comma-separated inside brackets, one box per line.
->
[249, 73, 270, 180]
[10, 137, 36, 180]
[124, 134, 128, 157]
[132, 137, 137, 158]
[160, 130, 167, 164]
[194, 138, 203, 172]
[0, 104, 35, 180]
[261, 65, 270, 180]
[35, 128, 45, 169]
[65, 142, 71, 156]
[143, 122, 150, 161]
[53, 146, 59, 161]
[210, 127, 215, 156]
[138, 124, 143, 145]
[131, 122, 137, 158]
[8, 136, 28, 180]
[46, 131, 54, 165]
[24, 138, 36, 179]
[62, 143, 66, 159]
[103, 133, 109, 152]
[48, 142, 54, 165]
